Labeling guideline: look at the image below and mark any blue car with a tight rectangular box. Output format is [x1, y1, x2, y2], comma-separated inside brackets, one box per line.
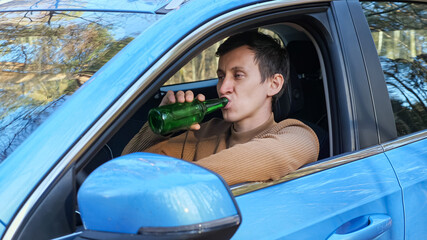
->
[0, 0, 426, 239]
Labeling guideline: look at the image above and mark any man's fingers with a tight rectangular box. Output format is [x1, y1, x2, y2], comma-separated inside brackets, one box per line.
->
[185, 90, 194, 102]
[159, 90, 175, 106]
[176, 90, 185, 103]
[189, 123, 201, 131]
[195, 94, 205, 102]
[159, 90, 202, 107]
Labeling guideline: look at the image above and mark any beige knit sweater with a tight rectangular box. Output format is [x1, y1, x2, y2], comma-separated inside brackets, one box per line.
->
[122, 114, 319, 185]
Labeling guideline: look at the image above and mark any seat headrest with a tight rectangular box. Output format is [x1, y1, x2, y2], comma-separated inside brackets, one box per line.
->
[275, 41, 319, 121]
[287, 41, 320, 75]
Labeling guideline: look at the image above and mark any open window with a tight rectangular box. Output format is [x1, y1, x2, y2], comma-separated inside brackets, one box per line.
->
[78, 22, 331, 185]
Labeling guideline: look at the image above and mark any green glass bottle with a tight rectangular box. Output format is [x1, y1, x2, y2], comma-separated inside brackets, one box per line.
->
[148, 97, 228, 135]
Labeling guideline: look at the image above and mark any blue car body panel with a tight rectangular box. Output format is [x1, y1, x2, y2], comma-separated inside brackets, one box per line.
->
[0, 0, 261, 228]
[232, 153, 404, 239]
[384, 138, 427, 239]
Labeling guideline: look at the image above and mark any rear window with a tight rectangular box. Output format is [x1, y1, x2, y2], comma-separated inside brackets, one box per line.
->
[361, 1, 427, 136]
[0, 10, 161, 161]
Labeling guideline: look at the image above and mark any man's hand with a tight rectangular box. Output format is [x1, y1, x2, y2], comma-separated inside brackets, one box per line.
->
[160, 90, 206, 131]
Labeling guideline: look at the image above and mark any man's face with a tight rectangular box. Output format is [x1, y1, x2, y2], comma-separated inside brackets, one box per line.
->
[216, 45, 272, 130]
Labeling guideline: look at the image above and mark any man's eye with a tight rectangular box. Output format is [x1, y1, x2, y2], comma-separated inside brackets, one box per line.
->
[235, 73, 244, 79]
[218, 76, 224, 81]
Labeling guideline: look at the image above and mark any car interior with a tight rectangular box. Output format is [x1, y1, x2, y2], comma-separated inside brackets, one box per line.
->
[79, 24, 330, 178]
[14, 22, 331, 240]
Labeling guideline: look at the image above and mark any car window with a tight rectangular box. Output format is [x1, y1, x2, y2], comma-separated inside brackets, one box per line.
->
[361, 1, 427, 136]
[0, 10, 161, 161]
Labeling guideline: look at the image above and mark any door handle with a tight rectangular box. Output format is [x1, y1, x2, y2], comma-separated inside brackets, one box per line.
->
[327, 214, 392, 240]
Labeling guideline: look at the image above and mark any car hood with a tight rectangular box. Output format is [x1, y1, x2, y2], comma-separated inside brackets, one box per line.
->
[0, 0, 175, 13]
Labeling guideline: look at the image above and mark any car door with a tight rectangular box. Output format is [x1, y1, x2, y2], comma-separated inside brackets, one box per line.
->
[142, 1, 405, 239]
[223, 1, 405, 239]
[232, 152, 401, 239]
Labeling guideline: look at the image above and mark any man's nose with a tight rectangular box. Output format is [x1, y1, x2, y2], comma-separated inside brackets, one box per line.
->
[218, 76, 233, 95]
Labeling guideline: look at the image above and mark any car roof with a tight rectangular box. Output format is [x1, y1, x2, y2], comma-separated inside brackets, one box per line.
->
[0, 0, 179, 13]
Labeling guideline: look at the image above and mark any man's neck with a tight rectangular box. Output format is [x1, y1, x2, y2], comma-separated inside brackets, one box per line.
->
[233, 111, 273, 132]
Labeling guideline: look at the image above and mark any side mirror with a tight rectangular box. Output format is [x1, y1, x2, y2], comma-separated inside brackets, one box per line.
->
[77, 152, 241, 240]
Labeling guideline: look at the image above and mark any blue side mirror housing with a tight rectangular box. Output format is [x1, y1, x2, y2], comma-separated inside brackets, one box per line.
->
[77, 152, 241, 239]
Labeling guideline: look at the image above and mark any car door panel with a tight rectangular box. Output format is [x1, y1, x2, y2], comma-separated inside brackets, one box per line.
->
[232, 152, 404, 239]
[384, 137, 427, 239]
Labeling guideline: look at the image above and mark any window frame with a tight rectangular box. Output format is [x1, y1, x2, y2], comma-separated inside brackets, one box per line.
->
[82, 3, 378, 196]
[112, 3, 380, 196]
[349, 1, 399, 143]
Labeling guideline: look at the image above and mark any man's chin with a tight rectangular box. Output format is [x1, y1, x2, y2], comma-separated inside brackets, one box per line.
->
[222, 114, 238, 123]
[221, 112, 230, 122]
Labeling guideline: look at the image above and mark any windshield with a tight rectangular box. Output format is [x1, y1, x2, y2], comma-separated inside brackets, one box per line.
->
[0, 10, 162, 161]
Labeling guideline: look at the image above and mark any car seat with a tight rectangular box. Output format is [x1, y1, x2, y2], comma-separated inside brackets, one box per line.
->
[274, 40, 330, 160]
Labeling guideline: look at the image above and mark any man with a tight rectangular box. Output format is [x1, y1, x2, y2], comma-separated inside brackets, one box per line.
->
[122, 31, 319, 185]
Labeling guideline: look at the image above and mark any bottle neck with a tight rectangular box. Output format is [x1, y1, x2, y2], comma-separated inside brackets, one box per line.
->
[203, 97, 228, 114]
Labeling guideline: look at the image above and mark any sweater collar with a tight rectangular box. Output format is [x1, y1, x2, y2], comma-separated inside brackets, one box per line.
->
[229, 113, 276, 147]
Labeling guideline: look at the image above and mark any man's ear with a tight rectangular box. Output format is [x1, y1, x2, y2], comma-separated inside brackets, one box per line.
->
[267, 73, 284, 97]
